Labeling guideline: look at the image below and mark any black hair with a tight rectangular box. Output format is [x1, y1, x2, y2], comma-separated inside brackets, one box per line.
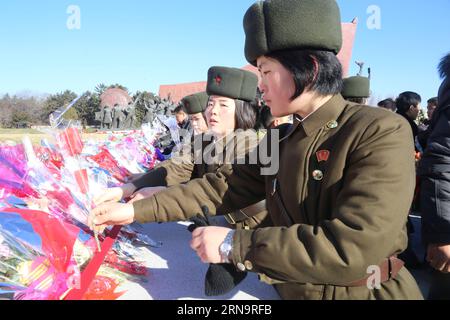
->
[439, 53, 450, 79]
[427, 97, 438, 106]
[257, 105, 274, 129]
[395, 92, 422, 114]
[174, 105, 186, 114]
[377, 98, 396, 111]
[266, 49, 343, 100]
[190, 111, 208, 124]
[234, 99, 258, 130]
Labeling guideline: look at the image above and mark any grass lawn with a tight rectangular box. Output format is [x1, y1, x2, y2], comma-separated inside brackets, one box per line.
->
[0, 128, 48, 144]
[0, 128, 42, 134]
[0, 128, 108, 144]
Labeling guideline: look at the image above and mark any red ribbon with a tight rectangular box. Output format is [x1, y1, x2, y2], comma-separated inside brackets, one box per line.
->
[64, 225, 122, 300]
[2, 207, 122, 300]
[2, 208, 79, 272]
[58, 128, 83, 157]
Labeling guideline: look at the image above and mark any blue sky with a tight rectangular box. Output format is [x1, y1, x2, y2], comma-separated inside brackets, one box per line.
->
[1, 0, 449, 103]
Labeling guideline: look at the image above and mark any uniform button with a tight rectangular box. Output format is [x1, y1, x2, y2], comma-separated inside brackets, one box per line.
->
[312, 170, 324, 181]
[327, 120, 338, 129]
[237, 262, 246, 272]
[244, 260, 253, 271]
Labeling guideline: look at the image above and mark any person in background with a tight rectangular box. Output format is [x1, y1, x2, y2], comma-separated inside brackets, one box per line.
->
[182, 92, 209, 135]
[127, 93, 209, 182]
[394, 92, 423, 268]
[396, 91, 422, 151]
[426, 97, 439, 124]
[341, 75, 370, 105]
[378, 98, 396, 112]
[173, 104, 193, 134]
[419, 53, 450, 300]
[259, 105, 292, 129]
[417, 97, 439, 151]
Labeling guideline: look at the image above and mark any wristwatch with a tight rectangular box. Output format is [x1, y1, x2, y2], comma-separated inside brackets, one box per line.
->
[219, 230, 235, 263]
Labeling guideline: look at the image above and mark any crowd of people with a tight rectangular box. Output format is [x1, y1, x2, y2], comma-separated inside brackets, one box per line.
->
[86, 0, 449, 300]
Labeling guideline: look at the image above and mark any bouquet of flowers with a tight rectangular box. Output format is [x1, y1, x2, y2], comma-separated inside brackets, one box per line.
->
[0, 208, 131, 300]
[0, 100, 177, 299]
[0, 226, 41, 289]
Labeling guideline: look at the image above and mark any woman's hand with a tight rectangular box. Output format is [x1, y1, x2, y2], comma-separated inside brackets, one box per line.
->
[127, 186, 167, 204]
[427, 244, 450, 273]
[93, 183, 136, 206]
[89, 202, 135, 233]
[190, 226, 232, 264]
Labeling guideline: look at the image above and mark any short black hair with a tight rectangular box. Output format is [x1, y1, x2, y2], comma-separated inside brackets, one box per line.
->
[427, 97, 438, 106]
[395, 92, 422, 114]
[174, 105, 186, 114]
[377, 98, 396, 111]
[266, 49, 343, 100]
[234, 99, 258, 130]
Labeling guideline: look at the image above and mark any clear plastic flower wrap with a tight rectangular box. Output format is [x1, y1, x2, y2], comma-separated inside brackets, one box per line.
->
[0, 207, 138, 300]
[0, 96, 181, 299]
[0, 206, 79, 300]
[22, 136, 89, 226]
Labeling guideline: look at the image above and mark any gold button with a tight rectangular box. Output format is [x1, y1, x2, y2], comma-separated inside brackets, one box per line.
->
[327, 120, 338, 129]
[237, 262, 246, 272]
[312, 170, 324, 181]
[244, 260, 253, 271]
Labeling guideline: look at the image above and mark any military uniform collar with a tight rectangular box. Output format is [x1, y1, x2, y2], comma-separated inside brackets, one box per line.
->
[293, 94, 348, 137]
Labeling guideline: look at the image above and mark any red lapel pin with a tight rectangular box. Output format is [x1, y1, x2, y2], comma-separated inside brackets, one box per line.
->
[316, 150, 330, 163]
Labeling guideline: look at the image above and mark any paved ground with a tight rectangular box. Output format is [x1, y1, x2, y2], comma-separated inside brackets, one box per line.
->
[119, 221, 280, 300]
[0, 216, 432, 300]
[120, 215, 432, 300]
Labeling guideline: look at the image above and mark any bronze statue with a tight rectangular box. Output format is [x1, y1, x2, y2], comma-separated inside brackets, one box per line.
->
[102, 105, 113, 130]
[355, 60, 365, 76]
[143, 100, 156, 124]
[124, 102, 136, 129]
[112, 104, 125, 130]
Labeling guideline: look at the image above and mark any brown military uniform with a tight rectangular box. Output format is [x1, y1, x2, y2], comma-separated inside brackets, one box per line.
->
[132, 131, 270, 230]
[133, 95, 423, 300]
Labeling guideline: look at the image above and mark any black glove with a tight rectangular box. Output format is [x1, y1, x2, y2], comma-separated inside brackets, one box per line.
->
[188, 206, 247, 297]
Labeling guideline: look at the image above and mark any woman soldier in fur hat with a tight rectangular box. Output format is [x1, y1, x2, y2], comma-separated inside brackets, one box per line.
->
[94, 67, 270, 231]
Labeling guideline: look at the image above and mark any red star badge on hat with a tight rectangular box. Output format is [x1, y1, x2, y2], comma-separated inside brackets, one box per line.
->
[215, 75, 222, 85]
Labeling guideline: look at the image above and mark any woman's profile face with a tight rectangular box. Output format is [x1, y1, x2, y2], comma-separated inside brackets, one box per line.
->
[175, 110, 188, 125]
[190, 113, 208, 134]
[257, 56, 296, 117]
[205, 96, 236, 137]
